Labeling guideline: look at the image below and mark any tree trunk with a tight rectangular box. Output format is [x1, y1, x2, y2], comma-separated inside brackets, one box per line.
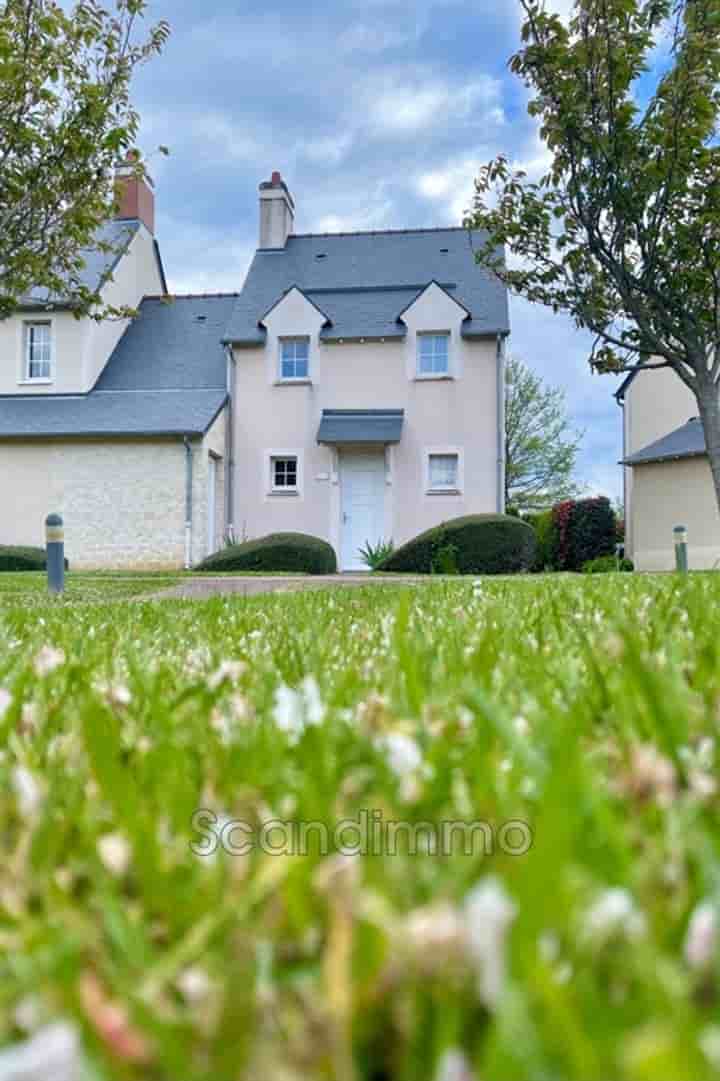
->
[694, 376, 720, 517]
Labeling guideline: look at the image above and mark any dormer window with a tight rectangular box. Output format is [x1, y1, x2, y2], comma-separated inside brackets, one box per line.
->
[417, 332, 450, 378]
[24, 322, 52, 382]
[279, 337, 310, 381]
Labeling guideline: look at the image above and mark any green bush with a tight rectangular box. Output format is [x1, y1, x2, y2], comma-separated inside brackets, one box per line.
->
[0, 546, 69, 572]
[377, 515, 537, 575]
[196, 533, 337, 575]
[526, 510, 559, 571]
[582, 555, 634, 574]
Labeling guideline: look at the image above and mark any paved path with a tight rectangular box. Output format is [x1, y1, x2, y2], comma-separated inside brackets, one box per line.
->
[152, 574, 421, 601]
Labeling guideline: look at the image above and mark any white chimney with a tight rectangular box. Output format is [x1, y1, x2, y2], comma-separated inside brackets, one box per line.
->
[259, 171, 295, 249]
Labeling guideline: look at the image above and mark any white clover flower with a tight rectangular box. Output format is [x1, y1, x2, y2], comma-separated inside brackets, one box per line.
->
[0, 1022, 81, 1081]
[207, 659, 247, 691]
[685, 901, 717, 970]
[383, 732, 423, 778]
[463, 876, 517, 1009]
[299, 675, 325, 726]
[12, 766, 43, 818]
[405, 902, 467, 960]
[97, 682, 132, 709]
[98, 833, 132, 877]
[32, 645, 66, 678]
[583, 888, 646, 946]
[272, 684, 305, 741]
[176, 966, 212, 1003]
[0, 687, 12, 719]
[435, 1048, 475, 1081]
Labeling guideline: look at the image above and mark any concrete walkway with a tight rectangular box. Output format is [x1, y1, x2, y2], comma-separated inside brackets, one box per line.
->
[153, 574, 420, 601]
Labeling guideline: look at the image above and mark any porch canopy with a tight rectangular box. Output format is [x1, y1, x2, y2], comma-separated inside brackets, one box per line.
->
[317, 409, 404, 445]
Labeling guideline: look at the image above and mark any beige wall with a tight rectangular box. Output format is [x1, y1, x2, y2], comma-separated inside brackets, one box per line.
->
[631, 457, 720, 571]
[232, 284, 499, 564]
[0, 225, 164, 396]
[623, 364, 699, 559]
[0, 406, 226, 569]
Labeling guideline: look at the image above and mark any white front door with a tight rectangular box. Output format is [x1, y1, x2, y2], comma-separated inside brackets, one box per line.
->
[340, 451, 386, 571]
[207, 456, 217, 555]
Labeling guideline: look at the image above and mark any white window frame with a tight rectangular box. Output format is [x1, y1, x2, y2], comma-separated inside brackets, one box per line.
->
[416, 331, 451, 380]
[424, 446, 463, 495]
[266, 449, 303, 498]
[21, 320, 54, 384]
[278, 336, 311, 383]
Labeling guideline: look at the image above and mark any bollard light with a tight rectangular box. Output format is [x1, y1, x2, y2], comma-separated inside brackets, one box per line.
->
[673, 524, 689, 574]
[45, 513, 65, 595]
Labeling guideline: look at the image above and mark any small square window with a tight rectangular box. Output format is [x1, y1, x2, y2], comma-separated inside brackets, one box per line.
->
[25, 322, 52, 381]
[271, 456, 298, 490]
[428, 453, 459, 491]
[417, 333, 449, 376]
[280, 338, 309, 380]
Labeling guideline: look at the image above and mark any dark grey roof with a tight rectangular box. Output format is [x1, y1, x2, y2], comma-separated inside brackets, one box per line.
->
[95, 294, 237, 391]
[622, 417, 705, 465]
[0, 294, 236, 438]
[0, 389, 226, 438]
[225, 229, 509, 345]
[19, 220, 141, 308]
[317, 409, 404, 444]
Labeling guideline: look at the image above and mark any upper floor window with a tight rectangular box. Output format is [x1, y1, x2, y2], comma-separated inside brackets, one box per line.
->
[279, 337, 310, 381]
[25, 322, 52, 381]
[417, 332, 450, 377]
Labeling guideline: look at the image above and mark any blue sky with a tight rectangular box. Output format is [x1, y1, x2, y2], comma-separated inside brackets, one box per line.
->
[133, 0, 624, 500]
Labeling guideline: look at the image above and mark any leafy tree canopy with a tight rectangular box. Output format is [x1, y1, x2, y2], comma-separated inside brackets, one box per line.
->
[0, 0, 169, 319]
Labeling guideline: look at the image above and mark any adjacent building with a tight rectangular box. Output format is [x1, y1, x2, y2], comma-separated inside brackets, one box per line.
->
[618, 367, 720, 570]
[0, 168, 510, 570]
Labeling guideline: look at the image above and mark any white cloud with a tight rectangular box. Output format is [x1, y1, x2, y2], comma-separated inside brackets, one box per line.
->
[368, 75, 503, 135]
[415, 153, 487, 224]
[338, 23, 413, 55]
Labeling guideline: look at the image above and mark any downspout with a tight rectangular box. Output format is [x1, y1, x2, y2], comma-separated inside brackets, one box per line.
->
[496, 333, 507, 514]
[183, 436, 193, 570]
[224, 344, 236, 543]
[615, 389, 629, 557]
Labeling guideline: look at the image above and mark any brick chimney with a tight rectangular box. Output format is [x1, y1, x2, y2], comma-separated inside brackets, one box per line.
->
[114, 150, 155, 234]
[258, 170, 294, 249]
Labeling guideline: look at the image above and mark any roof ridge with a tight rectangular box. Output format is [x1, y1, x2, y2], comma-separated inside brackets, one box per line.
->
[142, 292, 240, 301]
[288, 226, 470, 239]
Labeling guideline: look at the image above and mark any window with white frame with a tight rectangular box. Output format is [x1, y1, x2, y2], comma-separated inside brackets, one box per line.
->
[279, 338, 310, 381]
[24, 322, 52, 381]
[271, 455, 298, 491]
[427, 452, 460, 492]
[417, 332, 450, 377]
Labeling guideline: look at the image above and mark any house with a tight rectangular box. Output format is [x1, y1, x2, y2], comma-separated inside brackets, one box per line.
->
[0, 168, 510, 570]
[617, 367, 720, 570]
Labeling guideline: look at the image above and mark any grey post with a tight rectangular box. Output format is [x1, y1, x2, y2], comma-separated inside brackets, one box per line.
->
[673, 525, 689, 574]
[45, 513, 65, 595]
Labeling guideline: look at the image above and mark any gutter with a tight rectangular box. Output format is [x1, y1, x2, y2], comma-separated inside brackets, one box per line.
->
[496, 333, 507, 514]
[224, 344, 236, 542]
[183, 436, 193, 570]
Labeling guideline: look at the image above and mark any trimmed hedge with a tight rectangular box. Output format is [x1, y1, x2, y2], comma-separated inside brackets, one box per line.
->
[196, 533, 337, 575]
[582, 555, 634, 574]
[0, 546, 69, 572]
[377, 515, 537, 575]
[553, 496, 617, 572]
[526, 510, 559, 572]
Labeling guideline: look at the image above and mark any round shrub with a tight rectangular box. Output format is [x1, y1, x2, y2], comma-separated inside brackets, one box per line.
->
[0, 545, 68, 572]
[377, 515, 537, 575]
[196, 533, 337, 575]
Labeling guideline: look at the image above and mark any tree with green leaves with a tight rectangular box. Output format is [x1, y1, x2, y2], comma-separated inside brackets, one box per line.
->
[505, 355, 582, 511]
[0, 0, 169, 319]
[466, 0, 720, 511]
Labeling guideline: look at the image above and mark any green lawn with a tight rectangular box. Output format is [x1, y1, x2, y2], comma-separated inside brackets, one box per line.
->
[0, 574, 719, 1079]
[0, 572, 182, 606]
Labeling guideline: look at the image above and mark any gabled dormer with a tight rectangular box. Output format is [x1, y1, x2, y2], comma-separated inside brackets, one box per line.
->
[258, 286, 331, 386]
[0, 156, 166, 397]
[397, 281, 472, 382]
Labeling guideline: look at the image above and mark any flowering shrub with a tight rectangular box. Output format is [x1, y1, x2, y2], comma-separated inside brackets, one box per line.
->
[0, 575, 719, 1079]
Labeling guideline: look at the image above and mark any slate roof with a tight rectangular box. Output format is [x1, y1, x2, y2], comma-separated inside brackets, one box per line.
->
[0, 294, 235, 438]
[317, 409, 404, 444]
[224, 228, 509, 344]
[18, 220, 152, 308]
[622, 417, 706, 466]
